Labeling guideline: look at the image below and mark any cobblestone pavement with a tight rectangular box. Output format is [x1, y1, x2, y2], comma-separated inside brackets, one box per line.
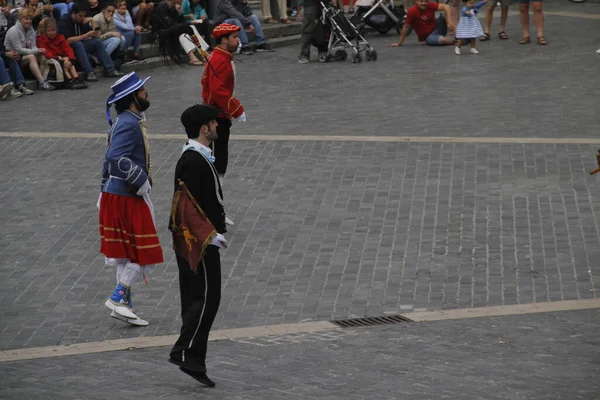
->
[2, 4, 600, 137]
[1, 135, 599, 350]
[1, 310, 599, 399]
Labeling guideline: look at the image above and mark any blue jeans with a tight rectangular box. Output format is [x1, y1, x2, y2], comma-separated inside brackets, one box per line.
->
[1, 55, 25, 85]
[71, 38, 115, 73]
[103, 36, 122, 56]
[224, 15, 266, 47]
[53, 2, 73, 17]
[425, 16, 447, 46]
[118, 30, 141, 53]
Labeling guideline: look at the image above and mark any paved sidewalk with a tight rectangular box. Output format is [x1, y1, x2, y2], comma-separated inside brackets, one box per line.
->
[1, 309, 599, 399]
[2, 8, 600, 137]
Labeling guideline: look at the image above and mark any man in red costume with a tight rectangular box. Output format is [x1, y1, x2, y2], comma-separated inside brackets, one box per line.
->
[201, 23, 246, 225]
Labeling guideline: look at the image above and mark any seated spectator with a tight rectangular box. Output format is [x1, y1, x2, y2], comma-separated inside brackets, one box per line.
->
[58, 2, 122, 81]
[50, 0, 73, 17]
[92, 2, 122, 57]
[113, 0, 144, 62]
[0, 38, 31, 98]
[213, 0, 273, 55]
[4, 8, 55, 89]
[391, 0, 456, 47]
[6, 0, 53, 29]
[37, 17, 86, 88]
[151, 0, 204, 65]
[127, 0, 153, 31]
[181, 0, 212, 49]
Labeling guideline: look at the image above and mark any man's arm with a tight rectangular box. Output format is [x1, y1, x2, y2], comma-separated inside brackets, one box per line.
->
[437, 3, 456, 31]
[391, 23, 412, 47]
[66, 31, 95, 44]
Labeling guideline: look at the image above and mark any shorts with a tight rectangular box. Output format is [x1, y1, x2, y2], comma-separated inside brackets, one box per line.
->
[487, 0, 512, 6]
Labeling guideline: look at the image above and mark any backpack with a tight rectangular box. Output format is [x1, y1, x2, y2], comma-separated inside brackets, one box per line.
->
[40, 58, 65, 89]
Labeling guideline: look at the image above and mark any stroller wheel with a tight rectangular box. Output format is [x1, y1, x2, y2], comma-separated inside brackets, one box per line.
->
[370, 50, 377, 61]
[335, 50, 347, 61]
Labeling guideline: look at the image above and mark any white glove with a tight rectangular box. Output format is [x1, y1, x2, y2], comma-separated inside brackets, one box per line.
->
[136, 179, 151, 196]
[234, 112, 246, 123]
[96, 192, 102, 209]
[210, 233, 228, 249]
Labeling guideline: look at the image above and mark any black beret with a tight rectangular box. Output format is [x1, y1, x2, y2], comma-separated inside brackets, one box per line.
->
[180, 104, 221, 138]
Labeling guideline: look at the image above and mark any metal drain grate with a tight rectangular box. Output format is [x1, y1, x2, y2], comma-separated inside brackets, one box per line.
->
[331, 315, 413, 328]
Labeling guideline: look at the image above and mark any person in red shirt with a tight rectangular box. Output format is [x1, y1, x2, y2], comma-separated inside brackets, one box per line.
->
[391, 0, 455, 47]
[37, 18, 87, 89]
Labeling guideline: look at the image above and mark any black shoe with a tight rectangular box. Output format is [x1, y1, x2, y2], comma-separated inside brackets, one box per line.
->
[85, 71, 98, 82]
[105, 69, 123, 78]
[133, 53, 146, 62]
[240, 46, 253, 55]
[179, 367, 215, 387]
[256, 43, 274, 52]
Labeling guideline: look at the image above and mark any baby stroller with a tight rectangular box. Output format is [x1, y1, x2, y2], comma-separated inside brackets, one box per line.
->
[310, 1, 377, 64]
[350, 0, 405, 36]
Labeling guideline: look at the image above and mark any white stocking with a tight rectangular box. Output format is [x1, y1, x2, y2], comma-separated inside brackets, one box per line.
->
[121, 262, 141, 287]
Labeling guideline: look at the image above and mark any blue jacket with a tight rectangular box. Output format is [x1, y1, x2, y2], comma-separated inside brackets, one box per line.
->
[461, 1, 486, 17]
[101, 110, 150, 197]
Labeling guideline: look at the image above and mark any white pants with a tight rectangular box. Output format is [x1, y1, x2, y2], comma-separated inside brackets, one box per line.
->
[179, 24, 209, 54]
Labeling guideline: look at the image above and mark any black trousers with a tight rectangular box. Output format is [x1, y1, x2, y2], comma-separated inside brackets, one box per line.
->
[170, 246, 221, 373]
[212, 117, 232, 176]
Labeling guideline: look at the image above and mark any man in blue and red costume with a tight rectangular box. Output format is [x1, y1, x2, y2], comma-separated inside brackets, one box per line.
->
[99, 71, 164, 326]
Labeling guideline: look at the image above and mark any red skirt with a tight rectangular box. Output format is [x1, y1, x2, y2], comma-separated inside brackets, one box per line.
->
[99, 193, 164, 266]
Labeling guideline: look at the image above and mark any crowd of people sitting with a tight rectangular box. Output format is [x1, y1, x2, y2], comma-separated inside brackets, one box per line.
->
[0, 0, 279, 100]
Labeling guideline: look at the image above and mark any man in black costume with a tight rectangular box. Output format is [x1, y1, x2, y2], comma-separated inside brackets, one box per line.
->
[168, 104, 228, 387]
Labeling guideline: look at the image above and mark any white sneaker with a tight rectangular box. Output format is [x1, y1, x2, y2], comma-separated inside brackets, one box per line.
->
[105, 299, 138, 319]
[0, 83, 12, 100]
[110, 310, 149, 326]
[596, 48, 600, 54]
[10, 88, 23, 98]
[225, 216, 235, 225]
[470, 48, 479, 54]
[454, 46, 461, 55]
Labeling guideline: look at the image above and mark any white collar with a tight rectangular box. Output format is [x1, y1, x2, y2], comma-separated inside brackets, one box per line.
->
[187, 139, 212, 155]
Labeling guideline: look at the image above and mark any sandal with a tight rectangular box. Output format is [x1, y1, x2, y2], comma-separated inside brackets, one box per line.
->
[280, 18, 292, 24]
[537, 36, 548, 45]
[480, 32, 490, 41]
[498, 31, 508, 40]
[263, 17, 277, 24]
[189, 59, 203, 66]
[519, 36, 530, 45]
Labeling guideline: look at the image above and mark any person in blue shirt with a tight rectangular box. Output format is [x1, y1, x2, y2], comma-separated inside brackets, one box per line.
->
[181, 0, 213, 49]
[114, 0, 145, 62]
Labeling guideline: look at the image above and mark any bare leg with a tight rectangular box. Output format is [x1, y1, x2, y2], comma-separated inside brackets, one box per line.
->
[64, 69, 73, 79]
[519, 3, 529, 39]
[470, 38, 476, 49]
[143, 3, 154, 28]
[483, 2, 495, 35]
[69, 66, 79, 79]
[22, 54, 44, 81]
[532, 1, 544, 38]
[136, 3, 147, 27]
[499, 5, 508, 32]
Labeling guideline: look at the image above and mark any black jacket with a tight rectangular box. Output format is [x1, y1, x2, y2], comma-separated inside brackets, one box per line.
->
[151, 1, 185, 32]
[172, 150, 226, 235]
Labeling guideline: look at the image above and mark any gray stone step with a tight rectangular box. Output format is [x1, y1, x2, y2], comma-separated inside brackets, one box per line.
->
[122, 33, 302, 73]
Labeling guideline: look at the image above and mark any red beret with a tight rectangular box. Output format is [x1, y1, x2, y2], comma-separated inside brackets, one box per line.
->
[211, 23, 241, 38]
